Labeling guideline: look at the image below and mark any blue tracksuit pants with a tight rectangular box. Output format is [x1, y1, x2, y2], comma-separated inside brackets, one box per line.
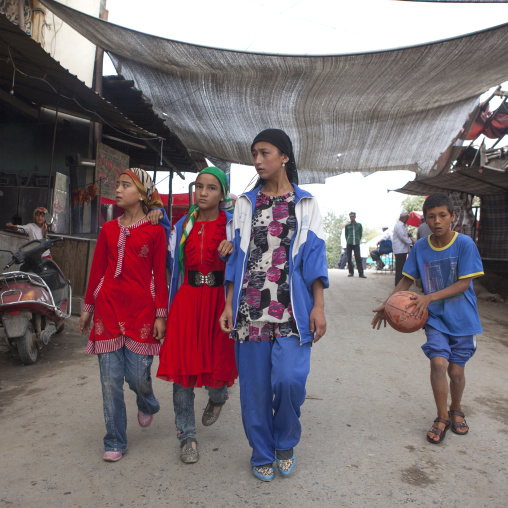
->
[235, 335, 311, 467]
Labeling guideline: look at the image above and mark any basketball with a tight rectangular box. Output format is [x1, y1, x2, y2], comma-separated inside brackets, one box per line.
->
[385, 291, 428, 333]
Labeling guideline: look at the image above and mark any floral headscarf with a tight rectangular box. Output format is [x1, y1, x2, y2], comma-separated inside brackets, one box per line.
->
[120, 168, 163, 211]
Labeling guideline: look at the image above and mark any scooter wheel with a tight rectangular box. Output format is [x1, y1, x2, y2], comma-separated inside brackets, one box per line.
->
[17, 325, 38, 365]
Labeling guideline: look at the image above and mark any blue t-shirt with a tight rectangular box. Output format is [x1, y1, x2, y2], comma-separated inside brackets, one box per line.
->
[402, 232, 483, 336]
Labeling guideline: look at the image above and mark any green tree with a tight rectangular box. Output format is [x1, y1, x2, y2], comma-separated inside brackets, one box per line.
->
[323, 211, 347, 268]
[401, 195, 425, 213]
[363, 225, 380, 243]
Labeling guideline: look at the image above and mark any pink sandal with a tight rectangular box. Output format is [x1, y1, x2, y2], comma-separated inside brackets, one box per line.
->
[137, 410, 154, 428]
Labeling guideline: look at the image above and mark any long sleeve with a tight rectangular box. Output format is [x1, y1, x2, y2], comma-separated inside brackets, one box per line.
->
[152, 227, 169, 317]
[153, 208, 172, 268]
[301, 199, 329, 290]
[401, 225, 412, 245]
[83, 226, 109, 313]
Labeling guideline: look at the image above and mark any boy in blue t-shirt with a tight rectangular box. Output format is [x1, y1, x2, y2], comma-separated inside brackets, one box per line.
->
[372, 193, 483, 445]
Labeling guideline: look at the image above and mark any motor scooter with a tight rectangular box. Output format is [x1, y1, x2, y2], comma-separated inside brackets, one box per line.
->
[0, 237, 72, 364]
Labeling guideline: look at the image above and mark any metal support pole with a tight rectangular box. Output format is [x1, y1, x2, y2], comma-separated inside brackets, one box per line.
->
[47, 95, 60, 213]
[168, 169, 174, 226]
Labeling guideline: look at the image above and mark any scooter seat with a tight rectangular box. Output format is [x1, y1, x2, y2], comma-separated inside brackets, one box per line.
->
[35, 260, 67, 292]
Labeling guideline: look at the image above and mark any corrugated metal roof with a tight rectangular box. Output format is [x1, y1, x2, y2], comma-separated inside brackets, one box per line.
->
[102, 75, 202, 173]
[394, 167, 508, 196]
[0, 13, 156, 138]
[0, 14, 201, 173]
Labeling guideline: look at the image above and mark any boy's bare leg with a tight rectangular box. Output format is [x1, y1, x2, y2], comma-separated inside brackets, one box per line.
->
[428, 356, 450, 442]
[448, 362, 468, 433]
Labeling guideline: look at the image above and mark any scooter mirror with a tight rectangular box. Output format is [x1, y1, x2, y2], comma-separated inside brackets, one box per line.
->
[45, 214, 54, 226]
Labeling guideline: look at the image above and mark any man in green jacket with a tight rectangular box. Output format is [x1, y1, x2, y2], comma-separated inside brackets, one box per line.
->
[345, 212, 366, 278]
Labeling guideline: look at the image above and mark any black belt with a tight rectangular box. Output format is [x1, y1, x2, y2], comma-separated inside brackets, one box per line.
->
[188, 270, 224, 288]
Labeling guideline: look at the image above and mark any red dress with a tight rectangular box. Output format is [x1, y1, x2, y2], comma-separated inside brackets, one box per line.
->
[157, 212, 238, 388]
[83, 218, 169, 355]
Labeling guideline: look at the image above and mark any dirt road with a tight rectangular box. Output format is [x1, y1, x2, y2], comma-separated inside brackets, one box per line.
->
[1, 269, 507, 507]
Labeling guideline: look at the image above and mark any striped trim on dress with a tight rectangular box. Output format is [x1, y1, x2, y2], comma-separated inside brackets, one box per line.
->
[150, 277, 155, 300]
[115, 217, 149, 278]
[86, 336, 161, 356]
[93, 276, 105, 298]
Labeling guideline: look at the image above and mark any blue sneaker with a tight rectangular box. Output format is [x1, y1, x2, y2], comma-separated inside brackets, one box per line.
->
[276, 450, 295, 476]
[252, 465, 274, 482]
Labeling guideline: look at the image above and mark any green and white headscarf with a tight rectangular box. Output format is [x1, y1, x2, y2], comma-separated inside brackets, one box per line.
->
[178, 167, 233, 274]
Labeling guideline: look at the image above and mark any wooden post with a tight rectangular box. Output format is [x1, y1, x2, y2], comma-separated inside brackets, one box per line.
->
[17, 0, 25, 32]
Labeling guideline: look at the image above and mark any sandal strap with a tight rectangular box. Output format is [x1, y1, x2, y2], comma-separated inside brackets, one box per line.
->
[448, 410, 465, 418]
[206, 398, 226, 409]
[433, 417, 451, 426]
[452, 420, 468, 429]
[429, 426, 445, 437]
[180, 437, 197, 448]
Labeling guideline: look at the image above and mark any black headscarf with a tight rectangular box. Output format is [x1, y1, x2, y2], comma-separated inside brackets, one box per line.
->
[251, 128, 299, 186]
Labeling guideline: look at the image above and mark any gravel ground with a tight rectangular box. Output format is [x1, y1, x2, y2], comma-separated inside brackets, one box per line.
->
[1, 269, 507, 508]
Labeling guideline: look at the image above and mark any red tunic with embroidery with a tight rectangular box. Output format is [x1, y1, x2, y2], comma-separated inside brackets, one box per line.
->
[157, 211, 238, 388]
[83, 217, 169, 355]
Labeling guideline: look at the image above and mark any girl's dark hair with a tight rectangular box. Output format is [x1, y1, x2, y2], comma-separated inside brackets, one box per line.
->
[423, 193, 454, 217]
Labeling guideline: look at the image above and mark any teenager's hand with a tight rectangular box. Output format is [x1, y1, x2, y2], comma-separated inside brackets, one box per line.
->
[147, 210, 163, 226]
[371, 305, 387, 330]
[310, 305, 326, 342]
[218, 240, 233, 257]
[78, 311, 93, 335]
[219, 305, 235, 334]
[153, 317, 166, 341]
[406, 293, 432, 320]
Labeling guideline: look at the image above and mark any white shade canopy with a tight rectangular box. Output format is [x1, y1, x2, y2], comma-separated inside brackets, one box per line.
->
[40, 0, 508, 183]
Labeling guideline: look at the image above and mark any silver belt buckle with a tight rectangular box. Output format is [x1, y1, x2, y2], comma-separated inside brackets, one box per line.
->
[204, 272, 216, 286]
[195, 272, 205, 286]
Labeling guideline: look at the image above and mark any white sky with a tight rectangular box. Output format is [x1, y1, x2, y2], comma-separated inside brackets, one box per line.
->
[100, 0, 508, 229]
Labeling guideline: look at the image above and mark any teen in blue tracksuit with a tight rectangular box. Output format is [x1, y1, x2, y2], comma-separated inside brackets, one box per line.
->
[219, 129, 329, 482]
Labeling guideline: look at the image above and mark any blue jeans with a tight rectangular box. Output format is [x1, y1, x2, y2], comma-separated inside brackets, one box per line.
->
[235, 336, 311, 466]
[98, 346, 160, 452]
[173, 383, 228, 443]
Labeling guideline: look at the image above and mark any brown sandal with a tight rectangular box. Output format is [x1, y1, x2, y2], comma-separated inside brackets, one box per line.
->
[448, 410, 469, 435]
[426, 417, 451, 444]
[202, 398, 226, 427]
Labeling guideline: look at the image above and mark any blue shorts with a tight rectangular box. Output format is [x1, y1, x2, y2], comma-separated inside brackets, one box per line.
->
[422, 325, 477, 367]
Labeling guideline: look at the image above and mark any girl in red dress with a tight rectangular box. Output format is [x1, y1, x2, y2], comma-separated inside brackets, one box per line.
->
[78, 168, 169, 462]
[152, 167, 237, 464]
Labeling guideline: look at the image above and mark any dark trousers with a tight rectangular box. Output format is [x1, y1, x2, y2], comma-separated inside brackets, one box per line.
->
[337, 248, 348, 269]
[370, 249, 381, 262]
[394, 253, 408, 286]
[347, 244, 363, 276]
